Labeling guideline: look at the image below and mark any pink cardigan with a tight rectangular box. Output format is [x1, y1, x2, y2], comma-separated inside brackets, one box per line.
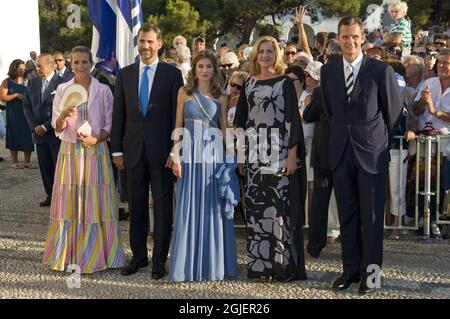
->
[51, 77, 113, 143]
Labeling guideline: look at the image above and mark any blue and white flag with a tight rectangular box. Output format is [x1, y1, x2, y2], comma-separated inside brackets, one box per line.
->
[88, 0, 143, 75]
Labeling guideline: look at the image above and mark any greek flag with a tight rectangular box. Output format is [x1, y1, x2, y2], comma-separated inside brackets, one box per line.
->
[88, 0, 143, 75]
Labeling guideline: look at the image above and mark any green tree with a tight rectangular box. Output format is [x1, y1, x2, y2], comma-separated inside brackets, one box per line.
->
[147, 0, 211, 48]
[407, 0, 449, 28]
[39, 0, 92, 52]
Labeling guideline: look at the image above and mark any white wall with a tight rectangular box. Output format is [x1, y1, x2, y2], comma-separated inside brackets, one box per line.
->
[0, 0, 40, 80]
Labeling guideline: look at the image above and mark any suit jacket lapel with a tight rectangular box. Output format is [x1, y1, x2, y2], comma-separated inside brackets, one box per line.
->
[41, 73, 58, 104]
[148, 62, 165, 111]
[131, 62, 140, 114]
[37, 78, 43, 104]
[350, 55, 371, 105]
[334, 59, 348, 107]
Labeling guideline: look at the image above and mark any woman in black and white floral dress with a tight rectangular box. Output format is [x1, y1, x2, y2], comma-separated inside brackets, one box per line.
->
[234, 36, 307, 282]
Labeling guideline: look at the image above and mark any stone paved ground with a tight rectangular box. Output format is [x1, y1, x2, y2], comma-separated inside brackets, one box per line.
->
[0, 138, 449, 299]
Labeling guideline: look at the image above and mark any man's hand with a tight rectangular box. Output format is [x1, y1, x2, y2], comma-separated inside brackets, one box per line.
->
[420, 86, 436, 114]
[405, 130, 416, 142]
[34, 126, 46, 137]
[112, 156, 125, 170]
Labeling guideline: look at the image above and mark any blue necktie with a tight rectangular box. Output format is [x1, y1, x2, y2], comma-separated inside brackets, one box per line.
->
[139, 66, 151, 116]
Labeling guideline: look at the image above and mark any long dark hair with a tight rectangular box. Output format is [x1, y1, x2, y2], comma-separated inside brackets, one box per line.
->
[184, 51, 224, 99]
[7, 59, 25, 79]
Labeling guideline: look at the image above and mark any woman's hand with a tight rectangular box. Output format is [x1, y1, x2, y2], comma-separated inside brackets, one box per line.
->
[283, 156, 298, 176]
[238, 163, 245, 176]
[172, 161, 182, 178]
[78, 134, 97, 148]
[61, 105, 78, 119]
[293, 6, 306, 25]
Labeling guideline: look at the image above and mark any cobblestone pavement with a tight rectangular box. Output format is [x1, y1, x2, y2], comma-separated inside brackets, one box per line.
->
[0, 139, 449, 299]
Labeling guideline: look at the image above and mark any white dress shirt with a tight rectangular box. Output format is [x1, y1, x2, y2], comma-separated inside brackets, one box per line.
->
[57, 66, 66, 77]
[343, 52, 364, 85]
[138, 58, 159, 104]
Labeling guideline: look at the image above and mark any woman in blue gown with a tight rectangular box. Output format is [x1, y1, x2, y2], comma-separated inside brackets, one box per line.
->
[0, 59, 34, 168]
[169, 51, 239, 282]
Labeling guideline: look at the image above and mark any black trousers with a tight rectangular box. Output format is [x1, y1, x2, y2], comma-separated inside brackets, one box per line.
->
[307, 168, 333, 255]
[127, 146, 173, 267]
[332, 142, 386, 279]
[36, 138, 60, 197]
[108, 141, 128, 202]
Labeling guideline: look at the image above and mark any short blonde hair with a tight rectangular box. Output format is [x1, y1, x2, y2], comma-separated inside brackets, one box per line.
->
[229, 71, 249, 84]
[248, 36, 286, 76]
[388, 1, 408, 17]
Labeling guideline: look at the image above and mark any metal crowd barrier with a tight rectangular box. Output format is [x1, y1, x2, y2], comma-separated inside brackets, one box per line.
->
[384, 134, 450, 239]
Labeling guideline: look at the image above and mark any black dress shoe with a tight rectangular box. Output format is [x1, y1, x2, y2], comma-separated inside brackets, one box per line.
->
[276, 272, 307, 282]
[306, 246, 321, 259]
[121, 259, 149, 276]
[39, 197, 51, 207]
[151, 268, 167, 280]
[359, 279, 377, 295]
[332, 274, 361, 290]
[118, 208, 130, 221]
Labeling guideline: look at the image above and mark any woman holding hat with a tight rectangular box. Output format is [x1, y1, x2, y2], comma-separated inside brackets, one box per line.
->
[234, 36, 307, 282]
[42, 46, 125, 273]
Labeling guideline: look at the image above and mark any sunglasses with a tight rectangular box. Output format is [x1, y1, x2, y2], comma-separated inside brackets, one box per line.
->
[434, 41, 447, 47]
[222, 63, 233, 69]
[285, 51, 297, 56]
[412, 51, 427, 58]
[230, 83, 242, 90]
[387, 48, 402, 55]
[55, 59, 65, 62]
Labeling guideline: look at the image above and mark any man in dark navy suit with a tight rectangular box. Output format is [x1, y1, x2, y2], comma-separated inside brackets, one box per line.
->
[53, 52, 74, 83]
[320, 17, 403, 295]
[24, 54, 64, 207]
[111, 24, 183, 279]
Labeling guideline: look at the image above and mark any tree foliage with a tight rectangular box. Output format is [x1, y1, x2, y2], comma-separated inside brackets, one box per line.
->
[39, 0, 449, 54]
[146, 0, 211, 48]
[39, 0, 91, 52]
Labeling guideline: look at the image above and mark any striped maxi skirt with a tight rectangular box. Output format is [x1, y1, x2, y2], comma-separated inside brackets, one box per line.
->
[42, 141, 125, 273]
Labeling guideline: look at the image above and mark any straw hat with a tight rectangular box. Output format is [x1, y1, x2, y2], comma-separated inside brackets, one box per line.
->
[59, 84, 88, 111]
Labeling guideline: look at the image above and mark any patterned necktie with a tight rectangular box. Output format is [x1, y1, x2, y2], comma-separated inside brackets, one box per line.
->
[346, 65, 354, 103]
[139, 66, 151, 116]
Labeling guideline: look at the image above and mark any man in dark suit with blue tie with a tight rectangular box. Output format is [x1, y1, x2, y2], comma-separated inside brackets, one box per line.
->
[320, 17, 403, 295]
[111, 24, 183, 279]
[24, 54, 64, 207]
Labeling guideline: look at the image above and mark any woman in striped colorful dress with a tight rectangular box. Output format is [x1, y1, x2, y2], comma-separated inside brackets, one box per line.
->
[42, 46, 125, 273]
